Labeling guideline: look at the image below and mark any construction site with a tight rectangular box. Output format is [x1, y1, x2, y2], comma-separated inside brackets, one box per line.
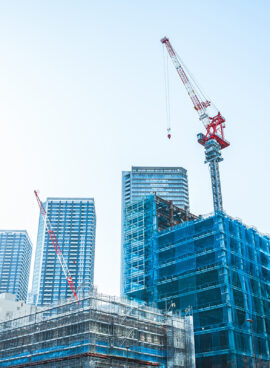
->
[0, 288, 195, 367]
[0, 30, 268, 368]
[123, 194, 270, 367]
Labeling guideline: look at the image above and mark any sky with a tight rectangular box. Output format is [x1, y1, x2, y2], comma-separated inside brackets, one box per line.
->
[0, 0, 269, 297]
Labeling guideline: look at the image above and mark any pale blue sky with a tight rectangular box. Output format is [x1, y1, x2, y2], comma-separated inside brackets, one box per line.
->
[0, 1, 269, 296]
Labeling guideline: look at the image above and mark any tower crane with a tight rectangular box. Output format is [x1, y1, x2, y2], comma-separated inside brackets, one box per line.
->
[161, 37, 230, 212]
[34, 191, 78, 303]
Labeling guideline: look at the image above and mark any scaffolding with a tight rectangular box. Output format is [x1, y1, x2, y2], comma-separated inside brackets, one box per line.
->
[0, 288, 195, 367]
[122, 195, 196, 301]
[124, 205, 270, 367]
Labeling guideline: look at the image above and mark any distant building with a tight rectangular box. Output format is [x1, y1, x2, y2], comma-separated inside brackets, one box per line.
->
[0, 230, 32, 302]
[0, 293, 36, 322]
[121, 166, 190, 294]
[31, 197, 96, 306]
[0, 289, 195, 367]
[123, 199, 270, 367]
[122, 166, 189, 210]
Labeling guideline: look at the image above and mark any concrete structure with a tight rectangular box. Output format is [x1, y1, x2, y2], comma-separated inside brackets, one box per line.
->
[0, 293, 36, 322]
[30, 197, 96, 306]
[123, 196, 270, 367]
[0, 289, 195, 367]
[0, 230, 32, 302]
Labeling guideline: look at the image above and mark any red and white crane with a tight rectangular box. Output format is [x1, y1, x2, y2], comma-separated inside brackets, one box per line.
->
[34, 190, 78, 302]
[161, 37, 230, 212]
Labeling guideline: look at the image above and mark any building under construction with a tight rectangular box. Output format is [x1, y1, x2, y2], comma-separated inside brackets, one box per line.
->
[122, 194, 197, 301]
[122, 195, 270, 367]
[0, 288, 195, 367]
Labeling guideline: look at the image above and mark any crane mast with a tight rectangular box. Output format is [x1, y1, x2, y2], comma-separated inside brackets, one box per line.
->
[161, 37, 230, 212]
[34, 191, 78, 302]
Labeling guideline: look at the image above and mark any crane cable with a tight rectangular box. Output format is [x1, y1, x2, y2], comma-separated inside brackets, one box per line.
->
[174, 50, 219, 115]
[163, 45, 172, 139]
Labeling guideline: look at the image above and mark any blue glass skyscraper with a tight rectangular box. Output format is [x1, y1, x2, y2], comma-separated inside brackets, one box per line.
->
[31, 197, 96, 306]
[121, 166, 190, 294]
[0, 230, 32, 302]
[122, 166, 189, 210]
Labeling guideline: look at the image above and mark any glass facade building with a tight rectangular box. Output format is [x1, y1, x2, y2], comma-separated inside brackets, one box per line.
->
[31, 198, 96, 306]
[121, 166, 190, 294]
[122, 195, 196, 301]
[122, 166, 189, 210]
[0, 230, 32, 302]
[123, 196, 270, 367]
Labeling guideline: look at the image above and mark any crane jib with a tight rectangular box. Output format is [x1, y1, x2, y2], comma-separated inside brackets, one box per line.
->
[161, 36, 229, 150]
[161, 36, 230, 213]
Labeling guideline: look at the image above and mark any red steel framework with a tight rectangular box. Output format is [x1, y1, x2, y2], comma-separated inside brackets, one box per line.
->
[34, 191, 78, 302]
[161, 37, 230, 150]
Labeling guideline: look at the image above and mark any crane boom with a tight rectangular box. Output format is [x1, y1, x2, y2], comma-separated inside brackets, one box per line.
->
[34, 191, 78, 302]
[161, 37, 230, 212]
[161, 37, 210, 120]
[161, 37, 229, 150]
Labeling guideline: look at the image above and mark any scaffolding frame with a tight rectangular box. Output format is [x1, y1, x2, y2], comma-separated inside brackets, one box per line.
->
[122, 195, 197, 301]
[0, 289, 195, 368]
[123, 193, 270, 367]
[142, 211, 270, 367]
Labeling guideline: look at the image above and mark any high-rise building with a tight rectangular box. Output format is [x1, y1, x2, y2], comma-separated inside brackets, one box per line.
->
[0, 230, 32, 302]
[31, 197, 96, 306]
[121, 166, 190, 294]
[123, 198, 270, 367]
[122, 166, 190, 210]
[122, 195, 196, 301]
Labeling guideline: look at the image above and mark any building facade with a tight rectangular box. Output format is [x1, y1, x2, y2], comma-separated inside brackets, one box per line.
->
[0, 230, 32, 302]
[121, 166, 190, 294]
[31, 197, 96, 306]
[122, 166, 189, 210]
[122, 195, 196, 301]
[123, 198, 270, 367]
[0, 289, 195, 368]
